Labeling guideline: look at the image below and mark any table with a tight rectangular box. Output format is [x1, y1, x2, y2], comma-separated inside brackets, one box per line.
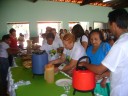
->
[8, 57, 92, 96]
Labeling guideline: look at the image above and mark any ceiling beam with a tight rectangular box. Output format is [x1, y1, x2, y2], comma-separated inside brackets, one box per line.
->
[80, 0, 102, 6]
[112, 2, 128, 9]
[47, 0, 128, 8]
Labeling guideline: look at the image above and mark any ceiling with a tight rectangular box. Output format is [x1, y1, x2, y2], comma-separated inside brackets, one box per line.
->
[32, 0, 128, 9]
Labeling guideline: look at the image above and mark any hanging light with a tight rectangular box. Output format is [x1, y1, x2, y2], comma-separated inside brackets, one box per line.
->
[103, 0, 111, 2]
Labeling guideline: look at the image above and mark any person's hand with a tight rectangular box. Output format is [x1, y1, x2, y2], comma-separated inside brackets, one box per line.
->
[83, 61, 90, 66]
[100, 78, 107, 88]
[14, 48, 20, 54]
[49, 61, 54, 64]
[95, 74, 102, 81]
[54, 67, 59, 74]
[101, 71, 110, 77]
[57, 47, 63, 54]
[95, 71, 110, 81]
[45, 63, 52, 68]
[79, 62, 86, 66]
[17, 48, 21, 53]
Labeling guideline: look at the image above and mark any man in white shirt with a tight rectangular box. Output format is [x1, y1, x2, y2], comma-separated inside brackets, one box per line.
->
[84, 9, 128, 96]
[51, 28, 63, 46]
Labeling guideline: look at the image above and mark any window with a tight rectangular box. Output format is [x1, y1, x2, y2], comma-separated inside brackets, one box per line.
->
[93, 22, 108, 30]
[69, 21, 89, 32]
[37, 21, 62, 45]
[7, 22, 30, 47]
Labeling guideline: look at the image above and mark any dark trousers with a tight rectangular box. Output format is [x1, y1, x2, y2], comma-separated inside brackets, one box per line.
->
[8, 55, 13, 67]
[0, 57, 9, 96]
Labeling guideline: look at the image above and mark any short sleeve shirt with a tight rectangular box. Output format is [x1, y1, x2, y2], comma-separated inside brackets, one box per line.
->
[102, 33, 128, 96]
[63, 42, 86, 62]
[9, 36, 18, 48]
[0, 42, 9, 58]
[87, 42, 111, 65]
[76, 35, 88, 44]
[40, 39, 62, 61]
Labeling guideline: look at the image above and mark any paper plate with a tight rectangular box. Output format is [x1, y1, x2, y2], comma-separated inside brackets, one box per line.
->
[55, 78, 72, 87]
[60, 94, 67, 96]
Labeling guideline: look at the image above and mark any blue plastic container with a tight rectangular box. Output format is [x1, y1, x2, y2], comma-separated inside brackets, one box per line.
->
[32, 51, 48, 74]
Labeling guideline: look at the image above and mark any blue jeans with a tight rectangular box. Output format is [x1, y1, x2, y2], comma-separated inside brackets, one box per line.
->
[0, 57, 9, 95]
[8, 54, 13, 67]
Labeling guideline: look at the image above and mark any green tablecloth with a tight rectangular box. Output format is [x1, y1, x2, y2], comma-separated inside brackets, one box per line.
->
[11, 57, 92, 96]
[14, 57, 23, 66]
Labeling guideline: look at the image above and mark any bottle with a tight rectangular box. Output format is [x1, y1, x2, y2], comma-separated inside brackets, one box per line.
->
[44, 64, 54, 83]
[27, 40, 32, 54]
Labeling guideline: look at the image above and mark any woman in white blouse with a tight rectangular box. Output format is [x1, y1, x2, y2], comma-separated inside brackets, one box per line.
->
[71, 24, 88, 51]
[48, 33, 86, 75]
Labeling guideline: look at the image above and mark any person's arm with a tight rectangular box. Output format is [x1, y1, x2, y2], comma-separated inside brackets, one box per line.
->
[101, 70, 110, 77]
[18, 37, 20, 41]
[84, 62, 108, 75]
[96, 70, 110, 88]
[61, 59, 78, 72]
[81, 41, 88, 50]
[101, 70, 110, 88]
[96, 70, 110, 80]
[23, 36, 25, 42]
[7, 48, 19, 55]
[81, 35, 88, 50]
[49, 53, 66, 64]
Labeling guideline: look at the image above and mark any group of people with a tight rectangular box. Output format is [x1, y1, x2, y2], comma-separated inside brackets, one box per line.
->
[83, 8, 128, 96]
[42, 26, 110, 95]
[0, 8, 128, 96]
[38, 17, 111, 96]
[0, 28, 20, 96]
[41, 9, 128, 96]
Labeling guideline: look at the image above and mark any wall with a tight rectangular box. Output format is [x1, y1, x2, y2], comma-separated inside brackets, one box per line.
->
[0, 0, 117, 38]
